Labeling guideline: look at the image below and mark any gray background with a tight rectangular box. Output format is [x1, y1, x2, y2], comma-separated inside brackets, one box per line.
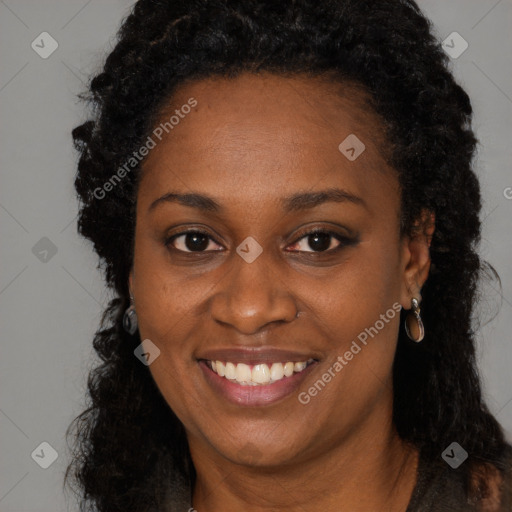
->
[0, 1, 511, 510]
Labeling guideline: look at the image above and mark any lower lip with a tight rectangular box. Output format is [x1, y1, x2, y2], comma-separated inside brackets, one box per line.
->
[198, 360, 317, 407]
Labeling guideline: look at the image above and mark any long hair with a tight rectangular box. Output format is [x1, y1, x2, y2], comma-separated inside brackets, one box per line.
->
[65, 1, 510, 510]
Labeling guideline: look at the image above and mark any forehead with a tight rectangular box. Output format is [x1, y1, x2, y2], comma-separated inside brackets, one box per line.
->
[138, 72, 397, 211]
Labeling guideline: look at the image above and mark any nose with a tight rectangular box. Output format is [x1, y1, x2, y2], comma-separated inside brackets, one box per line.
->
[210, 253, 298, 335]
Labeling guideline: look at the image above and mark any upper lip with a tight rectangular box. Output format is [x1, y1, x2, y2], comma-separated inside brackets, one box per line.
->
[197, 347, 320, 365]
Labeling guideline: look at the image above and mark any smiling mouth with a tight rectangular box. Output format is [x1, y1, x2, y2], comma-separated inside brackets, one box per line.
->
[204, 359, 316, 386]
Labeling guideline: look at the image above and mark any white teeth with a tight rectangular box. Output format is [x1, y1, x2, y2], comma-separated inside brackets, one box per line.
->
[216, 361, 225, 377]
[283, 362, 295, 377]
[225, 362, 236, 380]
[294, 361, 307, 372]
[270, 362, 284, 381]
[208, 359, 312, 385]
[235, 363, 252, 383]
[252, 364, 271, 384]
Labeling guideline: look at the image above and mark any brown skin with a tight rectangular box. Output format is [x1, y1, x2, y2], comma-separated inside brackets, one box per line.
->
[130, 72, 434, 511]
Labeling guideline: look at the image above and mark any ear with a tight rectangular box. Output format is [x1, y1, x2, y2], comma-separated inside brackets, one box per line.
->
[399, 210, 435, 309]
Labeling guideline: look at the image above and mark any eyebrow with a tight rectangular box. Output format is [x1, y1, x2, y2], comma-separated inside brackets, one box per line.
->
[148, 187, 366, 213]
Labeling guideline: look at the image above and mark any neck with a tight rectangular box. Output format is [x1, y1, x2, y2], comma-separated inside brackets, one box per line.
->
[188, 398, 419, 512]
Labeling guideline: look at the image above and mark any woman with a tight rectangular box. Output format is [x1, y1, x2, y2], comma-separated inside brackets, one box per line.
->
[65, 0, 512, 510]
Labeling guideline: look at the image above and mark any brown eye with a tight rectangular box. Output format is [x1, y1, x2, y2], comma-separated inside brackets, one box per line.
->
[288, 229, 353, 253]
[166, 230, 223, 253]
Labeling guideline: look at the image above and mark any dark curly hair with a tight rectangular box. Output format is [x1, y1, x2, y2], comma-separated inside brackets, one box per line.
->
[64, 0, 511, 510]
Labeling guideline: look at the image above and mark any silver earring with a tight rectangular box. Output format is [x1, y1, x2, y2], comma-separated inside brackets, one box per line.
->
[405, 297, 424, 342]
[123, 294, 138, 335]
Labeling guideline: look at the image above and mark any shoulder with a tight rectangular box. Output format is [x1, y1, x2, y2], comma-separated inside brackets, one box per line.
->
[408, 445, 512, 512]
[468, 454, 512, 512]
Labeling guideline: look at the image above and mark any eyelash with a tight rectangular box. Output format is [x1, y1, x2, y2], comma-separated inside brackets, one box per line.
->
[165, 227, 355, 255]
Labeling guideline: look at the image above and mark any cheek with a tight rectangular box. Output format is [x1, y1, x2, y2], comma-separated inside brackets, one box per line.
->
[131, 243, 214, 410]
[133, 265, 211, 426]
[132, 228, 217, 340]
[301, 236, 402, 332]
[296, 238, 402, 400]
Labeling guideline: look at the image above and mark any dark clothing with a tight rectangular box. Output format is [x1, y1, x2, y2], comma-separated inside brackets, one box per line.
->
[161, 448, 512, 511]
[406, 450, 512, 512]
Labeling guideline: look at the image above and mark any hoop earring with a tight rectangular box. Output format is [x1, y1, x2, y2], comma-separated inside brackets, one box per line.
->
[123, 294, 138, 335]
[405, 297, 424, 342]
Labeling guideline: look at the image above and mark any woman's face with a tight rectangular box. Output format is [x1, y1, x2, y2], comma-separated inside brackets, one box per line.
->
[131, 72, 426, 467]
